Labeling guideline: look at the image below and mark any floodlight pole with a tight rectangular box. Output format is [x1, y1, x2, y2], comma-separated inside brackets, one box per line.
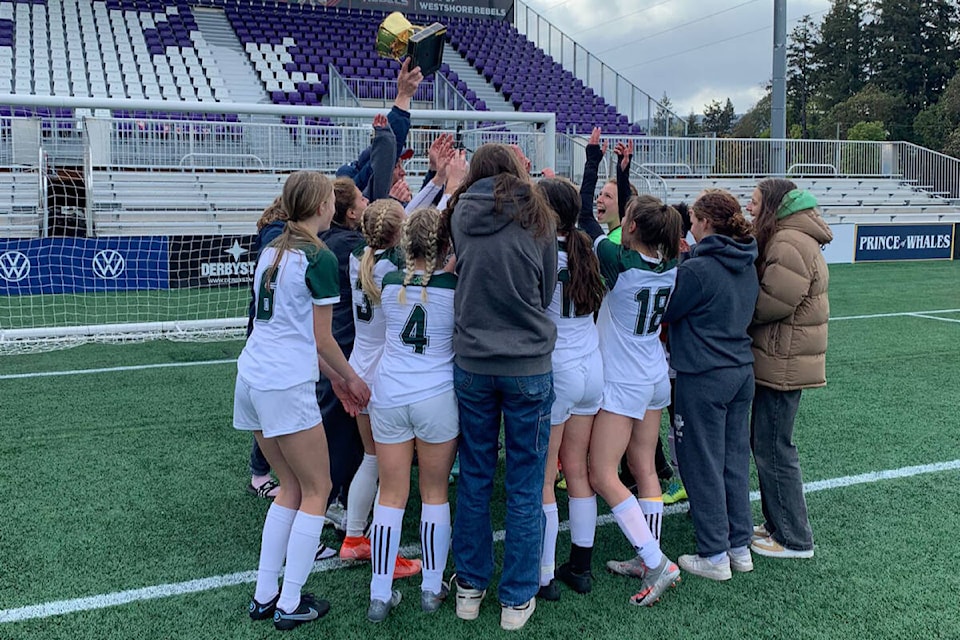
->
[771, 0, 787, 175]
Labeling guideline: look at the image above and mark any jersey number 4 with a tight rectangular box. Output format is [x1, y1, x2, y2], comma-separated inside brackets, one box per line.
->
[635, 287, 671, 336]
[400, 304, 429, 354]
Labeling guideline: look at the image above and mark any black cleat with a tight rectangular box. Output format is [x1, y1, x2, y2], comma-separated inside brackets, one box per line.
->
[537, 579, 560, 601]
[248, 593, 280, 621]
[273, 593, 330, 631]
[557, 562, 593, 594]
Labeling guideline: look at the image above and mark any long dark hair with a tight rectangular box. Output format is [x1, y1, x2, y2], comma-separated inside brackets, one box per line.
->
[753, 177, 797, 262]
[692, 190, 753, 243]
[623, 195, 683, 262]
[537, 178, 605, 316]
[443, 143, 556, 238]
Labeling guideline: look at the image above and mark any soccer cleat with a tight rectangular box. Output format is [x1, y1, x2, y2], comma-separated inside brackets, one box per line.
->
[662, 479, 687, 505]
[537, 579, 560, 601]
[750, 536, 814, 559]
[500, 598, 536, 631]
[394, 556, 422, 578]
[272, 593, 330, 631]
[454, 575, 487, 621]
[678, 554, 732, 581]
[324, 501, 346, 531]
[628, 556, 681, 607]
[315, 542, 336, 561]
[366, 589, 402, 623]
[339, 536, 372, 560]
[556, 562, 593, 594]
[606, 554, 649, 579]
[752, 524, 771, 541]
[248, 593, 280, 621]
[728, 549, 754, 573]
[421, 581, 449, 613]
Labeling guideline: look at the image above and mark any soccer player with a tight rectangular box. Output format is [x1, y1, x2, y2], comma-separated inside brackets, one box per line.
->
[235, 171, 370, 631]
[535, 177, 606, 599]
[365, 207, 459, 622]
[578, 136, 684, 607]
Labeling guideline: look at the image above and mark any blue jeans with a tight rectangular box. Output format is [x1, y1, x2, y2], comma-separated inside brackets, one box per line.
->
[751, 385, 814, 551]
[452, 365, 554, 607]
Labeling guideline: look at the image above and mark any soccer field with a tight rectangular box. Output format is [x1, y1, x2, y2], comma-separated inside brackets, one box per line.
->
[1, 260, 959, 640]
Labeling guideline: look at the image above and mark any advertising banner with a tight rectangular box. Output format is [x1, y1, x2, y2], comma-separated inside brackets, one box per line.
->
[328, 0, 513, 20]
[853, 223, 955, 262]
[168, 235, 258, 289]
[955, 223, 960, 260]
[0, 237, 169, 296]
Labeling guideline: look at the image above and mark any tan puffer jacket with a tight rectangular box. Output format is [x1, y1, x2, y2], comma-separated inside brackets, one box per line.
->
[749, 207, 833, 390]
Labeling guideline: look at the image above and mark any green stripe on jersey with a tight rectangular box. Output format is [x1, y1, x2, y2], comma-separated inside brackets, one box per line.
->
[351, 243, 405, 269]
[305, 246, 340, 301]
[382, 271, 457, 290]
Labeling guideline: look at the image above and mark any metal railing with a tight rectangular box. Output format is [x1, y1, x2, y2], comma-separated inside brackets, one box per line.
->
[514, 0, 687, 136]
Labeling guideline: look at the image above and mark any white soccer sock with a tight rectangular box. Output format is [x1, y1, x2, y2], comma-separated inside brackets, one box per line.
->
[277, 511, 325, 613]
[419, 502, 451, 595]
[638, 496, 664, 542]
[568, 495, 597, 548]
[370, 504, 404, 602]
[540, 502, 559, 585]
[346, 453, 379, 537]
[611, 497, 663, 568]
[254, 503, 297, 604]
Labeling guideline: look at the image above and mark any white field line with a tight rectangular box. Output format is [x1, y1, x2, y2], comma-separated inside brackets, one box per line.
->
[2, 458, 959, 625]
[3, 308, 959, 382]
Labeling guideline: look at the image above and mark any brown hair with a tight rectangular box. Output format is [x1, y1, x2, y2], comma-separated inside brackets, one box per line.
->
[358, 199, 405, 305]
[265, 171, 332, 286]
[398, 207, 450, 304]
[256, 195, 287, 232]
[442, 143, 556, 238]
[536, 178, 605, 316]
[752, 177, 797, 263]
[692, 190, 753, 243]
[333, 176, 361, 227]
[623, 195, 683, 262]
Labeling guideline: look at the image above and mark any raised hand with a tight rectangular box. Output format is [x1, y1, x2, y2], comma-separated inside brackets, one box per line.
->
[373, 113, 388, 129]
[444, 149, 469, 194]
[429, 133, 454, 172]
[588, 126, 608, 155]
[389, 177, 412, 204]
[397, 58, 423, 100]
[542, 167, 556, 179]
[614, 140, 633, 172]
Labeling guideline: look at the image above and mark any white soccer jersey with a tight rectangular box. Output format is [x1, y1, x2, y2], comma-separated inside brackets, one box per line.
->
[546, 239, 600, 372]
[594, 237, 677, 385]
[238, 243, 340, 391]
[372, 270, 457, 408]
[348, 244, 404, 381]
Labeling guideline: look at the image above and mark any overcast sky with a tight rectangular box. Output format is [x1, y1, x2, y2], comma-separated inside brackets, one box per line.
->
[520, 0, 832, 116]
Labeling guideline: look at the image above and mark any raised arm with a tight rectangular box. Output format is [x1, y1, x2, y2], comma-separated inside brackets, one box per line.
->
[366, 113, 397, 201]
[578, 127, 606, 241]
[614, 140, 634, 223]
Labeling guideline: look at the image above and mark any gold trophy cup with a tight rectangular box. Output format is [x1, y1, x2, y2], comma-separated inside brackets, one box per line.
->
[376, 12, 446, 77]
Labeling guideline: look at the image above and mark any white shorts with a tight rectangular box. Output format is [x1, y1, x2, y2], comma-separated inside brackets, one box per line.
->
[551, 350, 603, 425]
[370, 389, 459, 445]
[600, 376, 671, 421]
[233, 376, 323, 438]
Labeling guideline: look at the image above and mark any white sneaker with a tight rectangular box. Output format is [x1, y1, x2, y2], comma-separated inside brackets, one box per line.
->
[500, 598, 536, 631]
[727, 549, 754, 573]
[454, 576, 486, 621]
[678, 554, 732, 581]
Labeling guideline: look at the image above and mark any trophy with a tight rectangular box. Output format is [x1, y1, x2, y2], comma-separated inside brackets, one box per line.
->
[376, 12, 446, 77]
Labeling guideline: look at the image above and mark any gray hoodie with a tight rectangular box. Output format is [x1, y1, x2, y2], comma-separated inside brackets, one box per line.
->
[663, 233, 760, 374]
[450, 176, 558, 376]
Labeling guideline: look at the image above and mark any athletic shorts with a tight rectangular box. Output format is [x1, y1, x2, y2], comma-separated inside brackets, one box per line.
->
[600, 376, 671, 421]
[551, 349, 603, 425]
[370, 389, 459, 445]
[233, 376, 323, 439]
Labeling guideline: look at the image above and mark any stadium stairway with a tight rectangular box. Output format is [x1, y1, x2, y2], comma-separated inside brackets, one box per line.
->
[441, 42, 515, 112]
[192, 6, 268, 107]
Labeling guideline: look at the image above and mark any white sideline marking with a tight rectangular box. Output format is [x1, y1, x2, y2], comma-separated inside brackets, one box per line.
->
[4, 308, 959, 381]
[2, 459, 959, 625]
[831, 308, 960, 321]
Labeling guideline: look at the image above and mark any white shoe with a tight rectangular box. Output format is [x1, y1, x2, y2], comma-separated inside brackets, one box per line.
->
[500, 598, 536, 631]
[727, 550, 754, 573]
[454, 576, 486, 621]
[678, 554, 732, 581]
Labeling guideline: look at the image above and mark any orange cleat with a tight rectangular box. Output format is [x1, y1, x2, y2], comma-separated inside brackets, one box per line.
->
[339, 536, 372, 560]
[394, 556, 422, 579]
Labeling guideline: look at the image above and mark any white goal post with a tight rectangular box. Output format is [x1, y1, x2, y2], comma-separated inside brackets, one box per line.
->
[0, 95, 557, 354]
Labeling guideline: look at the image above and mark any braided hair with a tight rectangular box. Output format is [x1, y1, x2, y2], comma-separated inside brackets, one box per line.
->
[358, 199, 405, 305]
[398, 207, 450, 305]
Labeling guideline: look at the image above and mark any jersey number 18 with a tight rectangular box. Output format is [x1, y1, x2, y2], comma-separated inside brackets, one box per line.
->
[634, 287, 671, 336]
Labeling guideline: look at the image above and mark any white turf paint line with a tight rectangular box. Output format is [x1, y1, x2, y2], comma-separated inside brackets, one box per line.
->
[2, 459, 959, 625]
[4, 307, 959, 382]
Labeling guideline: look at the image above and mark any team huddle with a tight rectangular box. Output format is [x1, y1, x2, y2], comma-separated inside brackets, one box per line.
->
[232, 123, 832, 632]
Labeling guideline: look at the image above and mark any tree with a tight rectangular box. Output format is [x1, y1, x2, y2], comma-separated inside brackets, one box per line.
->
[732, 91, 772, 138]
[787, 15, 820, 138]
[702, 98, 736, 136]
[871, 0, 960, 114]
[653, 93, 683, 136]
[817, 84, 910, 139]
[811, 1, 871, 112]
[685, 110, 701, 136]
[913, 68, 960, 152]
[846, 120, 888, 141]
